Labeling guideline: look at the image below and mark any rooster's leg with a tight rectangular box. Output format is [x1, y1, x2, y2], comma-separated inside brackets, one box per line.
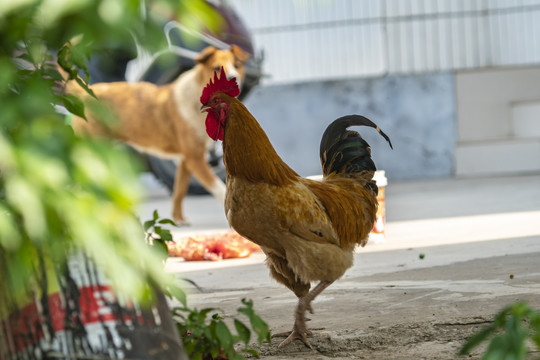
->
[277, 281, 332, 349]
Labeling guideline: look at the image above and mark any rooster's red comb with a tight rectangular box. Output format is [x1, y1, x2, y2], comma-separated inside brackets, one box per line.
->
[200, 66, 240, 104]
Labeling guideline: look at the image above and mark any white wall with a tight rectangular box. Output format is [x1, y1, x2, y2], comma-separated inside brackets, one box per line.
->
[228, 0, 540, 178]
[455, 67, 540, 176]
[229, 0, 540, 84]
[242, 72, 456, 180]
[242, 67, 540, 179]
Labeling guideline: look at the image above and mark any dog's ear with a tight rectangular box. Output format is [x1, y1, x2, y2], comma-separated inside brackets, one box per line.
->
[230, 44, 250, 64]
[195, 46, 217, 64]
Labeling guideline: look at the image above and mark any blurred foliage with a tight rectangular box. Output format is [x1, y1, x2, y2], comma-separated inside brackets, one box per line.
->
[172, 297, 271, 360]
[0, 0, 219, 300]
[144, 209, 177, 263]
[145, 212, 271, 359]
[460, 302, 540, 360]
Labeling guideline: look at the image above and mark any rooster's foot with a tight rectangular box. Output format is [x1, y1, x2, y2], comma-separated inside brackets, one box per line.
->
[174, 219, 190, 227]
[276, 281, 333, 349]
[272, 325, 312, 339]
[277, 325, 313, 349]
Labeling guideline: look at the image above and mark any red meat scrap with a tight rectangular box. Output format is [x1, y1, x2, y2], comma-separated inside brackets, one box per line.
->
[167, 230, 261, 261]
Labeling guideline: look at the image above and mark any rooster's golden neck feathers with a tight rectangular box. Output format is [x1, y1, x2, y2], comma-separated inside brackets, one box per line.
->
[201, 68, 298, 185]
[222, 99, 299, 186]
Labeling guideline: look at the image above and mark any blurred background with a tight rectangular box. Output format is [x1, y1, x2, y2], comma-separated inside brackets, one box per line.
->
[5, 1, 538, 358]
[225, 0, 540, 181]
[89, 0, 540, 187]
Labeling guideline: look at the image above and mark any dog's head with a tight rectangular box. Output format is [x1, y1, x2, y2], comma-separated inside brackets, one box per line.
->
[195, 45, 250, 90]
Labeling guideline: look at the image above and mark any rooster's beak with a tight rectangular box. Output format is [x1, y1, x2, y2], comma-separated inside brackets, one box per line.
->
[200, 104, 209, 112]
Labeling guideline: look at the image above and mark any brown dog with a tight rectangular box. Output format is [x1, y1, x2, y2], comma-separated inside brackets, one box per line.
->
[68, 45, 250, 223]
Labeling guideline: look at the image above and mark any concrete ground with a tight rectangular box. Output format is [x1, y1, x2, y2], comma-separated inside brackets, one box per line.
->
[137, 173, 540, 359]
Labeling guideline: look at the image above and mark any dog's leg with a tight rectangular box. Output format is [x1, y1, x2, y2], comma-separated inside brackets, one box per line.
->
[207, 176, 226, 203]
[184, 155, 226, 204]
[172, 158, 191, 224]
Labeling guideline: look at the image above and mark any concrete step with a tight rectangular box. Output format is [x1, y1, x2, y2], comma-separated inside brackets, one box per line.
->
[456, 139, 540, 176]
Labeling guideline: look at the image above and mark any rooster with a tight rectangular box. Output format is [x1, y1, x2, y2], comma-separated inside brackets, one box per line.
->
[201, 68, 392, 349]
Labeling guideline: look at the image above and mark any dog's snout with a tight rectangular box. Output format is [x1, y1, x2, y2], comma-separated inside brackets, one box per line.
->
[225, 67, 242, 88]
[226, 70, 239, 81]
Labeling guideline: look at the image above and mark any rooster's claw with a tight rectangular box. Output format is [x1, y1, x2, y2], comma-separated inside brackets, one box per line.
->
[277, 328, 313, 349]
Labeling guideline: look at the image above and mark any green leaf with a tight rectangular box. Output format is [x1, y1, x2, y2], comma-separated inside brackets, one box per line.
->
[459, 324, 496, 355]
[15, 51, 33, 62]
[153, 209, 159, 221]
[238, 298, 254, 317]
[160, 230, 173, 242]
[158, 218, 177, 226]
[198, 308, 215, 320]
[209, 348, 219, 359]
[460, 302, 540, 359]
[154, 240, 168, 259]
[42, 68, 63, 81]
[234, 319, 251, 345]
[215, 322, 234, 355]
[143, 219, 155, 231]
[242, 298, 254, 308]
[56, 45, 71, 71]
[172, 309, 186, 320]
[62, 94, 86, 119]
[251, 314, 270, 343]
[243, 348, 260, 357]
[167, 285, 187, 306]
[531, 333, 540, 350]
[180, 278, 203, 292]
[74, 76, 96, 98]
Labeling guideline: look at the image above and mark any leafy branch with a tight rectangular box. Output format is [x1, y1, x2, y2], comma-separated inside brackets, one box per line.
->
[0, 0, 219, 302]
[172, 298, 271, 360]
[460, 302, 540, 359]
[143, 209, 177, 262]
[143, 211, 271, 360]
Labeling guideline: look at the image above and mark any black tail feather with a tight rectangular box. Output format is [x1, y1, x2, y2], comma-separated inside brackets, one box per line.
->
[320, 115, 392, 178]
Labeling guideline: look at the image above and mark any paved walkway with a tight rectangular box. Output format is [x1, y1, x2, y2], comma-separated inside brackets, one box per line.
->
[137, 173, 540, 358]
